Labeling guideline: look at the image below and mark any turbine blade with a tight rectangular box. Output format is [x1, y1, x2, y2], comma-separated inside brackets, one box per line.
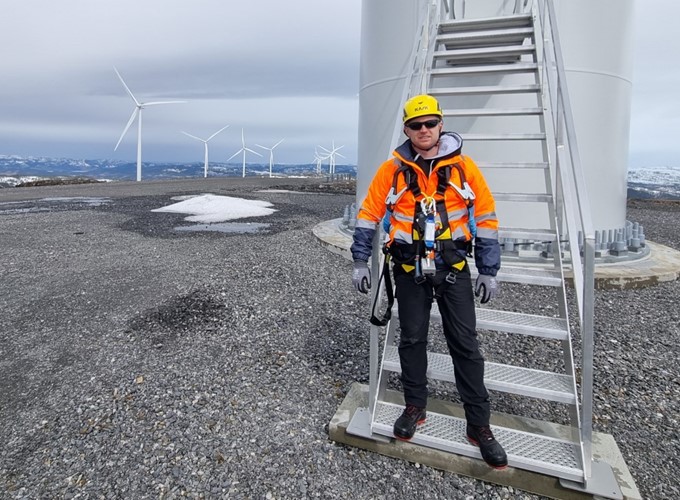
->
[335, 152, 346, 158]
[272, 139, 284, 148]
[114, 108, 138, 150]
[227, 149, 243, 161]
[318, 145, 331, 153]
[113, 67, 140, 107]
[255, 144, 269, 150]
[206, 124, 230, 142]
[143, 100, 187, 106]
[244, 147, 263, 156]
[181, 131, 204, 142]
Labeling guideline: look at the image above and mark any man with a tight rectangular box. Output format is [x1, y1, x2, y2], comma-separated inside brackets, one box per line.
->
[351, 94, 507, 469]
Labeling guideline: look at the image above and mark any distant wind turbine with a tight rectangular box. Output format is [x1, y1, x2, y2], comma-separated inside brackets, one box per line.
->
[318, 141, 345, 175]
[313, 149, 328, 176]
[255, 139, 284, 178]
[181, 125, 230, 178]
[113, 67, 186, 182]
[228, 129, 262, 178]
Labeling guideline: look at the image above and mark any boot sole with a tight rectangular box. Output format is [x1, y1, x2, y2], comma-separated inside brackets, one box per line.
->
[466, 436, 508, 470]
[393, 417, 427, 441]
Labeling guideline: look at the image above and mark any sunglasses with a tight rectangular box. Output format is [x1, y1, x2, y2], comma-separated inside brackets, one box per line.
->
[405, 119, 441, 131]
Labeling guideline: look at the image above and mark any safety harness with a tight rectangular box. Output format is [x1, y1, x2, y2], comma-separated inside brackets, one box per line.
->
[370, 158, 477, 325]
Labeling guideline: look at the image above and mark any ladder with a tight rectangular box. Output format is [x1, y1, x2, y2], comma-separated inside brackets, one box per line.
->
[349, 1, 615, 497]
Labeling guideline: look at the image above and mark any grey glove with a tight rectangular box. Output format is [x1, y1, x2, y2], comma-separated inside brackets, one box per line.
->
[352, 260, 371, 294]
[475, 274, 498, 304]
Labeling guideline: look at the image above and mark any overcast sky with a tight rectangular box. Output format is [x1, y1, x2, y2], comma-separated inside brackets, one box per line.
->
[0, 0, 678, 167]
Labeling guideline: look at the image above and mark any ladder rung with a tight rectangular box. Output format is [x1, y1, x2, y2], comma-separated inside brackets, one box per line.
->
[444, 108, 543, 116]
[371, 401, 584, 482]
[476, 162, 548, 169]
[430, 84, 540, 96]
[473, 265, 563, 287]
[439, 14, 533, 33]
[460, 133, 546, 141]
[437, 27, 534, 46]
[394, 302, 569, 340]
[494, 192, 553, 203]
[430, 63, 538, 77]
[499, 227, 557, 241]
[434, 45, 535, 60]
[382, 347, 576, 404]
[476, 308, 569, 340]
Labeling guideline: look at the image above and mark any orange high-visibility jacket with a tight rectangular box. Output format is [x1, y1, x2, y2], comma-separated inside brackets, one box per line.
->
[351, 132, 501, 276]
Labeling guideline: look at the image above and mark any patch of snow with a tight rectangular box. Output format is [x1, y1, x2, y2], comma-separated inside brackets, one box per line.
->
[152, 194, 276, 223]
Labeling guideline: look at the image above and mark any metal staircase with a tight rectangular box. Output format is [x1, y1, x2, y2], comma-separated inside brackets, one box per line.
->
[347, 1, 620, 498]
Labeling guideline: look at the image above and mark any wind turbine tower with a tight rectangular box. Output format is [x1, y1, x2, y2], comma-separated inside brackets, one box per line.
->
[181, 125, 230, 178]
[256, 139, 285, 178]
[113, 67, 186, 182]
[228, 129, 262, 178]
[314, 149, 328, 176]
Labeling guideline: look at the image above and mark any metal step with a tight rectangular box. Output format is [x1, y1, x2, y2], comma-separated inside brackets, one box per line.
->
[430, 62, 538, 77]
[371, 401, 584, 482]
[498, 227, 557, 241]
[494, 192, 553, 203]
[437, 27, 534, 48]
[444, 107, 543, 116]
[434, 44, 535, 61]
[430, 84, 540, 96]
[394, 303, 569, 340]
[476, 162, 549, 169]
[382, 346, 576, 404]
[460, 133, 546, 141]
[439, 14, 533, 33]
[476, 308, 569, 340]
[478, 265, 563, 287]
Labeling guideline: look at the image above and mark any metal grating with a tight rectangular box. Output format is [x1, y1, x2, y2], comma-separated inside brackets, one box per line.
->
[477, 308, 568, 339]
[430, 62, 538, 77]
[498, 227, 556, 240]
[383, 347, 575, 404]
[396, 303, 569, 340]
[486, 265, 562, 287]
[447, 108, 544, 116]
[438, 14, 533, 33]
[434, 45, 536, 60]
[372, 402, 584, 482]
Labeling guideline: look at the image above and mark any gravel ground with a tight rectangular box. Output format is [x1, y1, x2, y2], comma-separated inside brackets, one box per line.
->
[0, 179, 678, 499]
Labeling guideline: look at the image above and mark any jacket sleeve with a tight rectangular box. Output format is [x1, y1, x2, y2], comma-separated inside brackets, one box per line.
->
[350, 161, 393, 262]
[465, 156, 501, 276]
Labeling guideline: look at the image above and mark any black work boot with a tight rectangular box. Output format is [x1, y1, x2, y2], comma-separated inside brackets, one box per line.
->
[393, 404, 427, 441]
[466, 424, 508, 469]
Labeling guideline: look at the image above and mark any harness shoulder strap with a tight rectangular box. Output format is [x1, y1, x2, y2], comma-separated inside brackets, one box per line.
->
[450, 162, 474, 208]
[386, 159, 422, 211]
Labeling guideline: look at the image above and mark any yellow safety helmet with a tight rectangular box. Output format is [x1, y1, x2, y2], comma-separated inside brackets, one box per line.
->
[403, 94, 443, 123]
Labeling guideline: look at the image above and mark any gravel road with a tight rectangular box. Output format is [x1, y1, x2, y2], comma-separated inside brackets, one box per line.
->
[0, 179, 678, 499]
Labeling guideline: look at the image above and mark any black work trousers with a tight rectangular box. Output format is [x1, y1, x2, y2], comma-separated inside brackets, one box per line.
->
[394, 265, 490, 426]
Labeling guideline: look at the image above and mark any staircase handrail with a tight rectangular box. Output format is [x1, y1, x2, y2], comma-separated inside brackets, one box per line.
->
[532, 0, 596, 482]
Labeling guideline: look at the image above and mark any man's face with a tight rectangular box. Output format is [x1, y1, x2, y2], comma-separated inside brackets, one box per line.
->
[404, 114, 442, 151]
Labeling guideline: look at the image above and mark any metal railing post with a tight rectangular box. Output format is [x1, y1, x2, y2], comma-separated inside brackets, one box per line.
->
[534, 0, 596, 483]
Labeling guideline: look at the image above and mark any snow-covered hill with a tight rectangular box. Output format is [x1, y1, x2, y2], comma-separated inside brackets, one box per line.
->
[1, 155, 678, 199]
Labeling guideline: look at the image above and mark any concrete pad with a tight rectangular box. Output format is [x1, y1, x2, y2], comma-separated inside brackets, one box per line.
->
[314, 218, 680, 289]
[329, 383, 641, 500]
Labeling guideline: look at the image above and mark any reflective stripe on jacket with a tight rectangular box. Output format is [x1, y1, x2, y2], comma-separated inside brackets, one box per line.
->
[351, 132, 501, 276]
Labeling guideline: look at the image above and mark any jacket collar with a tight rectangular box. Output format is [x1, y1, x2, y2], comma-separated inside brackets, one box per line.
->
[394, 131, 463, 163]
